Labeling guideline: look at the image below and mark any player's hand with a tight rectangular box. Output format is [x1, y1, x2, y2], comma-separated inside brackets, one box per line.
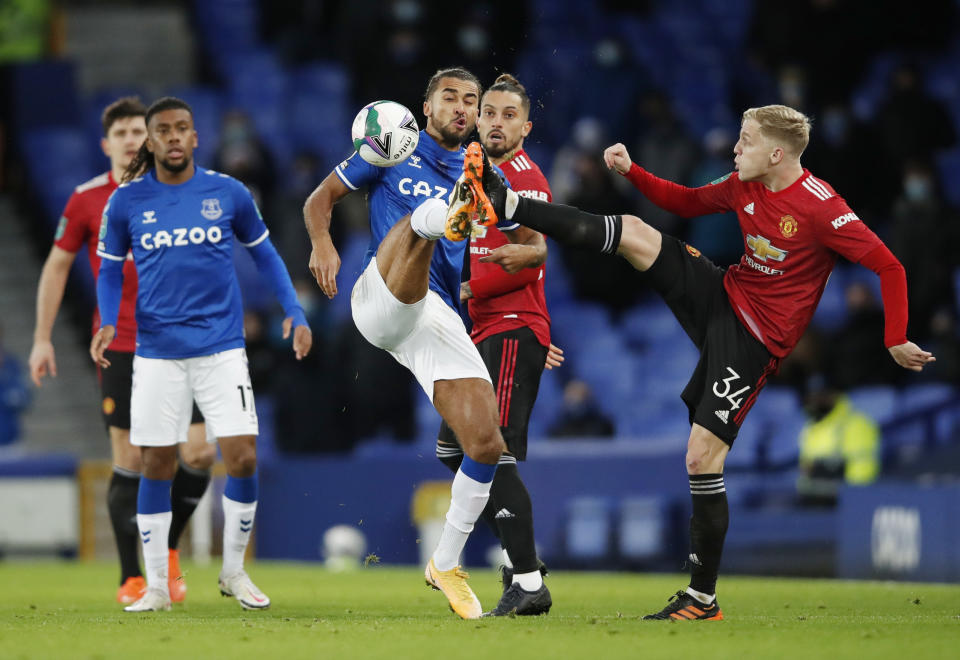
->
[603, 143, 633, 175]
[460, 281, 473, 302]
[89, 326, 116, 368]
[479, 243, 538, 274]
[888, 341, 935, 372]
[309, 237, 340, 299]
[29, 340, 57, 387]
[283, 317, 313, 360]
[544, 343, 565, 370]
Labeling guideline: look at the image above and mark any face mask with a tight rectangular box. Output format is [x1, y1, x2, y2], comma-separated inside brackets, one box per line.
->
[904, 176, 932, 202]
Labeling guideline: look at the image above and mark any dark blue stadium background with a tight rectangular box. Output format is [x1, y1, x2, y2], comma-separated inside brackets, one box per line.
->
[2, 0, 959, 574]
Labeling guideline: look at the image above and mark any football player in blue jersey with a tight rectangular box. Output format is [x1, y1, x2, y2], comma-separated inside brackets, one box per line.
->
[90, 97, 312, 613]
[303, 68, 548, 619]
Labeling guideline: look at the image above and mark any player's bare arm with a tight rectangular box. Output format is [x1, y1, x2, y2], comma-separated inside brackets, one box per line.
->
[479, 225, 546, 274]
[603, 142, 633, 175]
[29, 245, 78, 386]
[90, 325, 116, 368]
[304, 171, 351, 299]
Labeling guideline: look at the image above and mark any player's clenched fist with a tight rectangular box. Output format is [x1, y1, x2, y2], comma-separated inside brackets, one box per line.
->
[603, 143, 633, 175]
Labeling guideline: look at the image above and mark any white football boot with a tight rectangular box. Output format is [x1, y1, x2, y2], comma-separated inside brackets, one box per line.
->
[123, 587, 172, 612]
[218, 570, 271, 610]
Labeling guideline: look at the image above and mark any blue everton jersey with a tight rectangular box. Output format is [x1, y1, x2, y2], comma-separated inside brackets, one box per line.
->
[97, 168, 268, 359]
[335, 130, 517, 310]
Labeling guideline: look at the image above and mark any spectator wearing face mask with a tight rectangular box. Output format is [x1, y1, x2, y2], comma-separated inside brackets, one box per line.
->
[888, 160, 960, 339]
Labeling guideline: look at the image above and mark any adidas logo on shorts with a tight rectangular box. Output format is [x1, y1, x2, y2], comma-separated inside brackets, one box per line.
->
[714, 409, 730, 424]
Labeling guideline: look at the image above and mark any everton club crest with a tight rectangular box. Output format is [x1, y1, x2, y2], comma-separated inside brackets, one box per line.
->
[201, 198, 223, 220]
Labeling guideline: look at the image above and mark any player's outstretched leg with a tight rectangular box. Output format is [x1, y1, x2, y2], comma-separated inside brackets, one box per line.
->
[217, 436, 270, 610]
[472, 147, 675, 270]
[424, 377, 504, 620]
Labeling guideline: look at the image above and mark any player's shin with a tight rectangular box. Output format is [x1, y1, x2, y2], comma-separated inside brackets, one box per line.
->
[687, 474, 728, 601]
[169, 462, 211, 549]
[221, 473, 258, 576]
[488, 462, 541, 590]
[136, 477, 173, 595]
[108, 466, 143, 582]
[432, 456, 497, 571]
[511, 197, 622, 255]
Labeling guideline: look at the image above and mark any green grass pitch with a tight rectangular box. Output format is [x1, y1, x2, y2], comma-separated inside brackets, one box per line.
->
[2, 561, 958, 659]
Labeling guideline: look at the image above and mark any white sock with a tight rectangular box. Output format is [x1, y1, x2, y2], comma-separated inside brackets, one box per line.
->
[137, 512, 172, 595]
[222, 495, 257, 576]
[501, 547, 513, 569]
[432, 468, 493, 571]
[410, 197, 448, 240]
[686, 586, 715, 605]
[513, 570, 543, 591]
[504, 188, 520, 220]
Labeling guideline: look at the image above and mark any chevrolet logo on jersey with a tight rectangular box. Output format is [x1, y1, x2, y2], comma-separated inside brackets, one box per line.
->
[746, 234, 787, 262]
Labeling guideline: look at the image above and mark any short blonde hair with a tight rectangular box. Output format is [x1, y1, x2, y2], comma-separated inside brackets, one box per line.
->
[742, 105, 811, 156]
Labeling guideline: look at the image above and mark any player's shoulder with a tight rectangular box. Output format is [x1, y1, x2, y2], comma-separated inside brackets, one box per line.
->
[503, 150, 550, 198]
[73, 172, 112, 195]
[795, 170, 839, 203]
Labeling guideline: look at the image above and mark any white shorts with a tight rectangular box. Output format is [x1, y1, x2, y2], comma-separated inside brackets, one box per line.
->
[130, 347, 258, 447]
[351, 257, 490, 401]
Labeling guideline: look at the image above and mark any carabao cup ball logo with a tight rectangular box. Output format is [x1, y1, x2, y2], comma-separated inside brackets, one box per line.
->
[351, 100, 419, 167]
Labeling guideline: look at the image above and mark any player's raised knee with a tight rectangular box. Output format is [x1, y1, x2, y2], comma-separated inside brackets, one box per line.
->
[617, 214, 662, 271]
[462, 426, 506, 465]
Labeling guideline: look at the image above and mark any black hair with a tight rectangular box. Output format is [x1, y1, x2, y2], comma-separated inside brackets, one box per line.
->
[424, 67, 482, 102]
[101, 97, 147, 136]
[483, 73, 531, 117]
[121, 96, 194, 183]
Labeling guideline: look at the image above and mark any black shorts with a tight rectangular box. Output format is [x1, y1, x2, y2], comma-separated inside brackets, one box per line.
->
[646, 236, 779, 446]
[437, 327, 548, 461]
[99, 350, 203, 431]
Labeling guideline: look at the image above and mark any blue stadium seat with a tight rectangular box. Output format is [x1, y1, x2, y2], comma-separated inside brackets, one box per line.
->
[936, 148, 960, 207]
[619, 300, 685, 349]
[564, 496, 614, 562]
[548, 301, 612, 349]
[900, 382, 957, 413]
[527, 370, 563, 438]
[324, 232, 370, 325]
[751, 385, 802, 423]
[164, 86, 223, 166]
[811, 267, 848, 331]
[764, 410, 807, 469]
[725, 418, 763, 471]
[847, 385, 898, 425]
[618, 496, 668, 562]
[20, 128, 96, 224]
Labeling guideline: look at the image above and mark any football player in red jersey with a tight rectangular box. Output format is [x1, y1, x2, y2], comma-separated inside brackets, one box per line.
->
[436, 73, 561, 617]
[476, 104, 933, 621]
[28, 98, 215, 604]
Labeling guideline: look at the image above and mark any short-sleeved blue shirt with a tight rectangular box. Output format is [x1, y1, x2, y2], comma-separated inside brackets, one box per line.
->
[97, 168, 268, 359]
[335, 130, 517, 310]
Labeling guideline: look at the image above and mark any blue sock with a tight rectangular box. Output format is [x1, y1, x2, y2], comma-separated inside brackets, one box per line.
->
[459, 455, 496, 483]
[137, 477, 172, 514]
[224, 472, 258, 504]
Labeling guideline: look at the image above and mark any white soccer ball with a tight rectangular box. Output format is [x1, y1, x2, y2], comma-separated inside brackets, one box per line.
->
[321, 524, 367, 572]
[351, 100, 419, 167]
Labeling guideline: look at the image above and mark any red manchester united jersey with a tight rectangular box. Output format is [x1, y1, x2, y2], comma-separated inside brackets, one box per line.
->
[54, 172, 139, 352]
[467, 148, 552, 347]
[626, 166, 885, 358]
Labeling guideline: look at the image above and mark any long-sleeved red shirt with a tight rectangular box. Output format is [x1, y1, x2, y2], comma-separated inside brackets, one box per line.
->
[467, 149, 552, 347]
[625, 164, 908, 357]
